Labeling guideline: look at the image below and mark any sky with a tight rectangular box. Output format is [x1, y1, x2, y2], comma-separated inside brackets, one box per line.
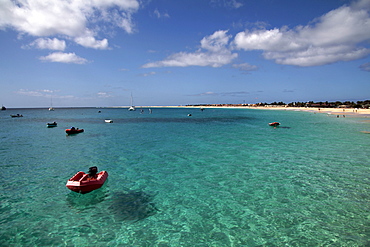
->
[0, 0, 369, 108]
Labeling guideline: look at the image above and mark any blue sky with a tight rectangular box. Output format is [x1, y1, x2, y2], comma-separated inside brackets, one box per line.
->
[0, 0, 369, 107]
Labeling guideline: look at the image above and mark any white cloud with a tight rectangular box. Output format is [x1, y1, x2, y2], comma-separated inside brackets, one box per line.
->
[15, 89, 58, 97]
[143, 51, 237, 68]
[233, 28, 299, 52]
[142, 30, 238, 68]
[97, 92, 113, 98]
[39, 89, 58, 93]
[154, 9, 170, 18]
[360, 62, 370, 71]
[16, 89, 44, 97]
[192, 91, 249, 97]
[196, 91, 218, 96]
[233, 0, 370, 66]
[140, 71, 156, 77]
[74, 31, 109, 50]
[39, 52, 89, 64]
[200, 30, 231, 52]
[210, 0, 243, 9]
[191, 91, 219, 97]
[14, 88, 77, 102]
[264, 46, 369, 67]
[232, 63, 258, 71]
[220, 91, 249, 96]
[228, 0, 243, 9]
[28, 38, 66, 50]
[0, 0, 139, 49]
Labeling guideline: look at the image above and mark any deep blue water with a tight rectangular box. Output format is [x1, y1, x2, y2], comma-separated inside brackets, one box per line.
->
[0, 107, 369, 246]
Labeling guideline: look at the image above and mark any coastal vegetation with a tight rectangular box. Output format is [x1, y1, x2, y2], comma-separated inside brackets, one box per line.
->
[187, 100, 370, 109]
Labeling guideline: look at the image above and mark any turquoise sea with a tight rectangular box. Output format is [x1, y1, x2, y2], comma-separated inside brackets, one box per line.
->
[1, 107, 369, 246]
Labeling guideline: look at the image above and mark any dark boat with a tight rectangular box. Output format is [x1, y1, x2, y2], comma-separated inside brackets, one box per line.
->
[65, 127, 84, 134]
[10, 114, 23, 118]
[1, 105, 6, 110]
[47, 122, 57, 128]
[66, 167, 108, 194]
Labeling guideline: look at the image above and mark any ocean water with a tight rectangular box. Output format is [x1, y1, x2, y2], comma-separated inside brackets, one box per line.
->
[0, 107, 369, 246]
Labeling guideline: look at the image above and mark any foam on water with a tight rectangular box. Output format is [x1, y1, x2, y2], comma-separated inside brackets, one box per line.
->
[0, 108, 369, 246]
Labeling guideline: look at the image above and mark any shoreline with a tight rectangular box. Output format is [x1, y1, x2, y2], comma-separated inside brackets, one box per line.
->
[3, 105, 370, 118]
[181, 105, 370, 118]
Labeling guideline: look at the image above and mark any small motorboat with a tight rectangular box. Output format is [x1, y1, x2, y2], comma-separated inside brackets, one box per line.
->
[10, 114, 23, 118]
[105, 119, 113, 123]
[269, 122, 280, 127]
[47, 122, 57, 128]
[66, 166, 108, 194]
[66, 127, 84, 134]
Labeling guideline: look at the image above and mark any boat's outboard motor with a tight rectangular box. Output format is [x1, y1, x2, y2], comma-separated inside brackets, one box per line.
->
[88, 166, 98, 178]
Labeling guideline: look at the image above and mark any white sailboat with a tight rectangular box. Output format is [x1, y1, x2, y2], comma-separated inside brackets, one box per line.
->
[128, 93, 136, 111]
[49, 97, 54, 111]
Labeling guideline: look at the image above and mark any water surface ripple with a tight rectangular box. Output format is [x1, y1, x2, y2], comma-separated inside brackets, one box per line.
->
[0, 108, 369, 246]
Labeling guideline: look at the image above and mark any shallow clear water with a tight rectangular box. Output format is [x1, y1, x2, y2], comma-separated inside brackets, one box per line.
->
[1, 107, 369, 246]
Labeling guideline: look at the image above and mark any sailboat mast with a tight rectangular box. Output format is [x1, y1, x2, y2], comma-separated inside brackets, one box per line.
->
[49, 96, 54, 111]
[128, 93, 136, 111]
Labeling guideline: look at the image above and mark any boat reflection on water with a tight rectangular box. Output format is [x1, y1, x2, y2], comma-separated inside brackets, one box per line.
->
[66, 185, 109, 210]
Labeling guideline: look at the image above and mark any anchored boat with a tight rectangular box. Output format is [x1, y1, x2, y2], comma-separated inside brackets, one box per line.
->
[65, 127, 84, 134]
[47, 122, 57, 128]
[66, 166, 108, 194]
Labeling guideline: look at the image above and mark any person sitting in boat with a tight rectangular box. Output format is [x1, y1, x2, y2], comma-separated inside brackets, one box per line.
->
[71, 127, 75, 130]
[88, 166, 98, 179]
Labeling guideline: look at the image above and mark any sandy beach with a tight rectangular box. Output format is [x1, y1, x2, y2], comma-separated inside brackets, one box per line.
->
[182, 105, 370, 117]
[249, 106, 370, 116]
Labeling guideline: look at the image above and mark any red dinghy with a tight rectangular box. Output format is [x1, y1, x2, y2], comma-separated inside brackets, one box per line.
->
[66, 127, 84, 134]
[268, 122, 280, 127]
[66, 166, 108, 194]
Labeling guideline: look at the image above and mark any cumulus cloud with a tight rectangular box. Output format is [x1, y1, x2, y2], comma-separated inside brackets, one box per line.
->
[39, 52, 89, 64]
[74, 32, 109, 50]
[142, 30, 238, 68]
[0, 0, 139, 49]
[27, 38, 66, 50]
[233, 0, 370, 66]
